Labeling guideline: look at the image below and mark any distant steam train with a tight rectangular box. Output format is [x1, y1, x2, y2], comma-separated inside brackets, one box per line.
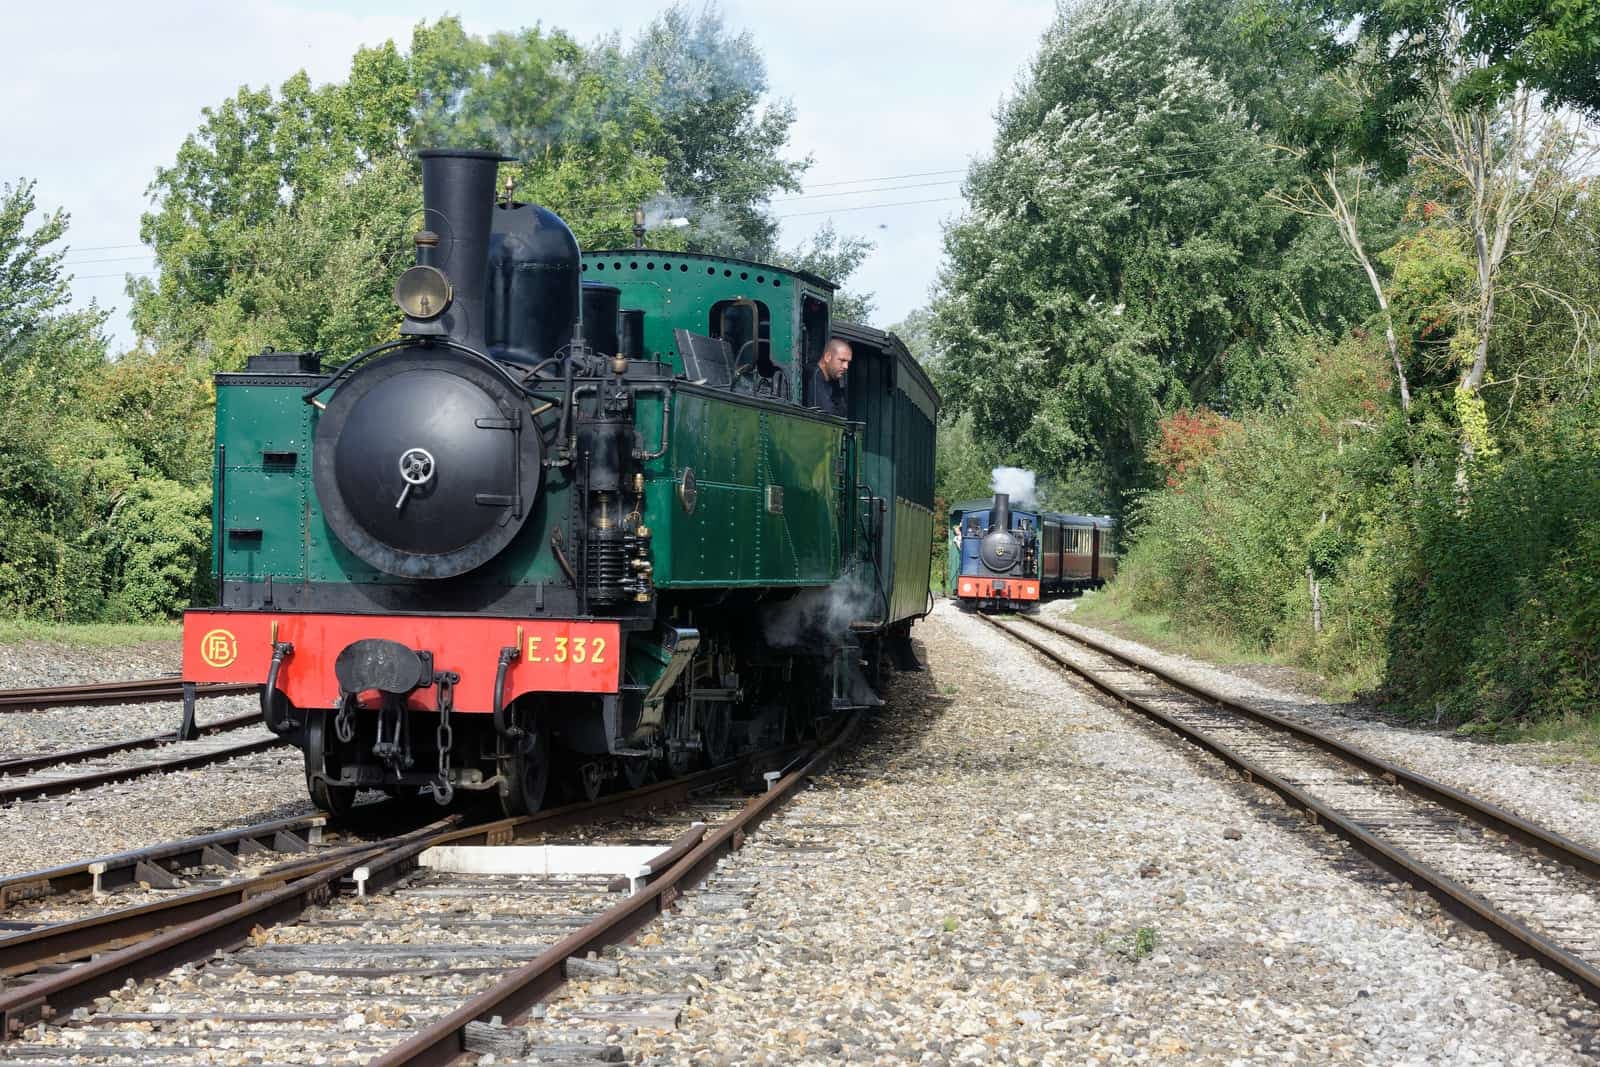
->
[948, 495, 1115, 612]
[182, 149, 938, 816]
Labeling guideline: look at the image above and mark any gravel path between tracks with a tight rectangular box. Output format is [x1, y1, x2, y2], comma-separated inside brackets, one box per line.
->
[1041, 597, 1600, 857]
[611, 603, 1596, 1065]
[0, 692, 251, 756]
[0, 640, 317, 876]
[0, 634, 227, 756]
[0, 639, 180, 689]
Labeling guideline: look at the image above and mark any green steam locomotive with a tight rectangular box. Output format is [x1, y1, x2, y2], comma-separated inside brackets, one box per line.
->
[182, 149, 938, 816]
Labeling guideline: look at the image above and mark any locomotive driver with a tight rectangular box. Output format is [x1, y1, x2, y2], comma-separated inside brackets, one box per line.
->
[809, 338, 852, 416]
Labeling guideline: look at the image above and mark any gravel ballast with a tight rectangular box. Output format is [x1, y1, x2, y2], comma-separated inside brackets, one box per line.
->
[0, 635, 311, 878]
[1043, 597, 1600, 856]
[2, 615, 1598, 1062]
[605, 603, 1598, 1065]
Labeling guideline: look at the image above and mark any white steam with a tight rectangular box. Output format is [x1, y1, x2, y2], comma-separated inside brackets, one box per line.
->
[991, 467, 1038, 509]
[761, 581, 877, 651]
[641, 194, 741, 249]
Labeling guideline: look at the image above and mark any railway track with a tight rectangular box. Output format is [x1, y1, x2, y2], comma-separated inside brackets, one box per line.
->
[0, 679, 256, 714]
[985, 611, 1600, 1006]
[0, 722, 856, 1064]
[0, 730, 286, 807]
[0, 712, 262, 779]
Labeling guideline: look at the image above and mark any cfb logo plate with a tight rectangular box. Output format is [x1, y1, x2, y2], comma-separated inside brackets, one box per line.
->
[199, 629, 238, 668]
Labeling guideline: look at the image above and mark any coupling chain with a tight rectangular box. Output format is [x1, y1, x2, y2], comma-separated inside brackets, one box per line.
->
[431, 672, 460, 805]
[334, 693, 357, 744]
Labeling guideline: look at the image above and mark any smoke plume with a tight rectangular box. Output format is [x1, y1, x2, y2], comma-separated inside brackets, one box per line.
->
[761, 581, 877, 652]
[991, 467, 1038, 509]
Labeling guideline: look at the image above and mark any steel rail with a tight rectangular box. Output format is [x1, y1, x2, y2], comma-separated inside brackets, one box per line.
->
[0, 679, 257, 714]
[984, 613, 1600, 1004]
[0, 847, 367, 977]
[372, 713, 863, 1067]
[0, 745, 796, 1037]
[0, 736, 287, 806]
[0, 712, 261, 778]
[0, 822, 455, 1037]
[1014, 615, 1600, 881]
[0, 814, 329, 907]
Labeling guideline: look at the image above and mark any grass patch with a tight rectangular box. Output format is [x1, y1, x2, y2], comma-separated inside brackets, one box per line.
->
[0, 619, 182, 647]
[1072, 589, 1376, 703]
[1492, 712, 1600, 761]
[1074, 595, 1257, 666]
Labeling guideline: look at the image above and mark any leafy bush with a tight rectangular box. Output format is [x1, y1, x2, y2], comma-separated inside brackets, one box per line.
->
[1114, 336, 1404, 683]
[103, 478, 212, 621]
[1386, 403, 1600, 726]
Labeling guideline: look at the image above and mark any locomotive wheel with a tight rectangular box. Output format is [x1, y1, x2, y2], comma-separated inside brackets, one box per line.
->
[305, 711, 357, 818]
[701, 705, 732, 766]
[498, 725, 551, 818]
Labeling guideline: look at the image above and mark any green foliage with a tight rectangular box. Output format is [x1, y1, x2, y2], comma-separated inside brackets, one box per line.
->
[934, 413, 1002, 506]
[1279, 0, 1600, 133]
[0, 181, 108, 397]
[1114, 336, 1405, 675]
[103, 479, 212, 621]
[1386, 401, 1600, 726]
[774, 222, 876, 322]
[623, 4, 810, 259]
[84, 349, 215, 484]
[931, 0, 1366, 516]
[889, 307, 937, 368]
[130, 12, 841, 368]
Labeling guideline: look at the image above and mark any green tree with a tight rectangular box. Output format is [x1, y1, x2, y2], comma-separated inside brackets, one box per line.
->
[889, 307, 937, 368]
[409, 19, 670, 250]
[623, 4, 809, 259]
[130, 39, 416, 360]
[1283, 0, 1600, 129]
[131, 13, 828, 363]
[932, 0, 1343, 512]
[776, 222, 876, 322]
[0, 181, 107, 394]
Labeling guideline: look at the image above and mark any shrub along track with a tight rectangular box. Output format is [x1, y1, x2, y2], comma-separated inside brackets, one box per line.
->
[0, 719, 857, 1064]
[984, 612, 1600, 1006]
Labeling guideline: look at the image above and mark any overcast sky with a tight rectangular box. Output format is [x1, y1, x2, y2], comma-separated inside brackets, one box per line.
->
[5, 1, 1057, 351]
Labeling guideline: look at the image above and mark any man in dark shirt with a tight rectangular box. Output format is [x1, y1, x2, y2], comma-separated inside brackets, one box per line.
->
[809, 338, 852, 416]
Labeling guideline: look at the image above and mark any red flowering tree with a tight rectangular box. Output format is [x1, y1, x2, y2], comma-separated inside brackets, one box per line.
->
[1151, 407, 1239, 489]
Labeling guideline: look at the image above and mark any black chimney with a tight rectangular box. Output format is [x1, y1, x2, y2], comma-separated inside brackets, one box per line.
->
[991, 492, 1011, 534]
[414, 149, 509, 350]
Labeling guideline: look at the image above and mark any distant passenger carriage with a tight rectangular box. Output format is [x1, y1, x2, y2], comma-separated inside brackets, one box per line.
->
[1036, 510, 1116, 595]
